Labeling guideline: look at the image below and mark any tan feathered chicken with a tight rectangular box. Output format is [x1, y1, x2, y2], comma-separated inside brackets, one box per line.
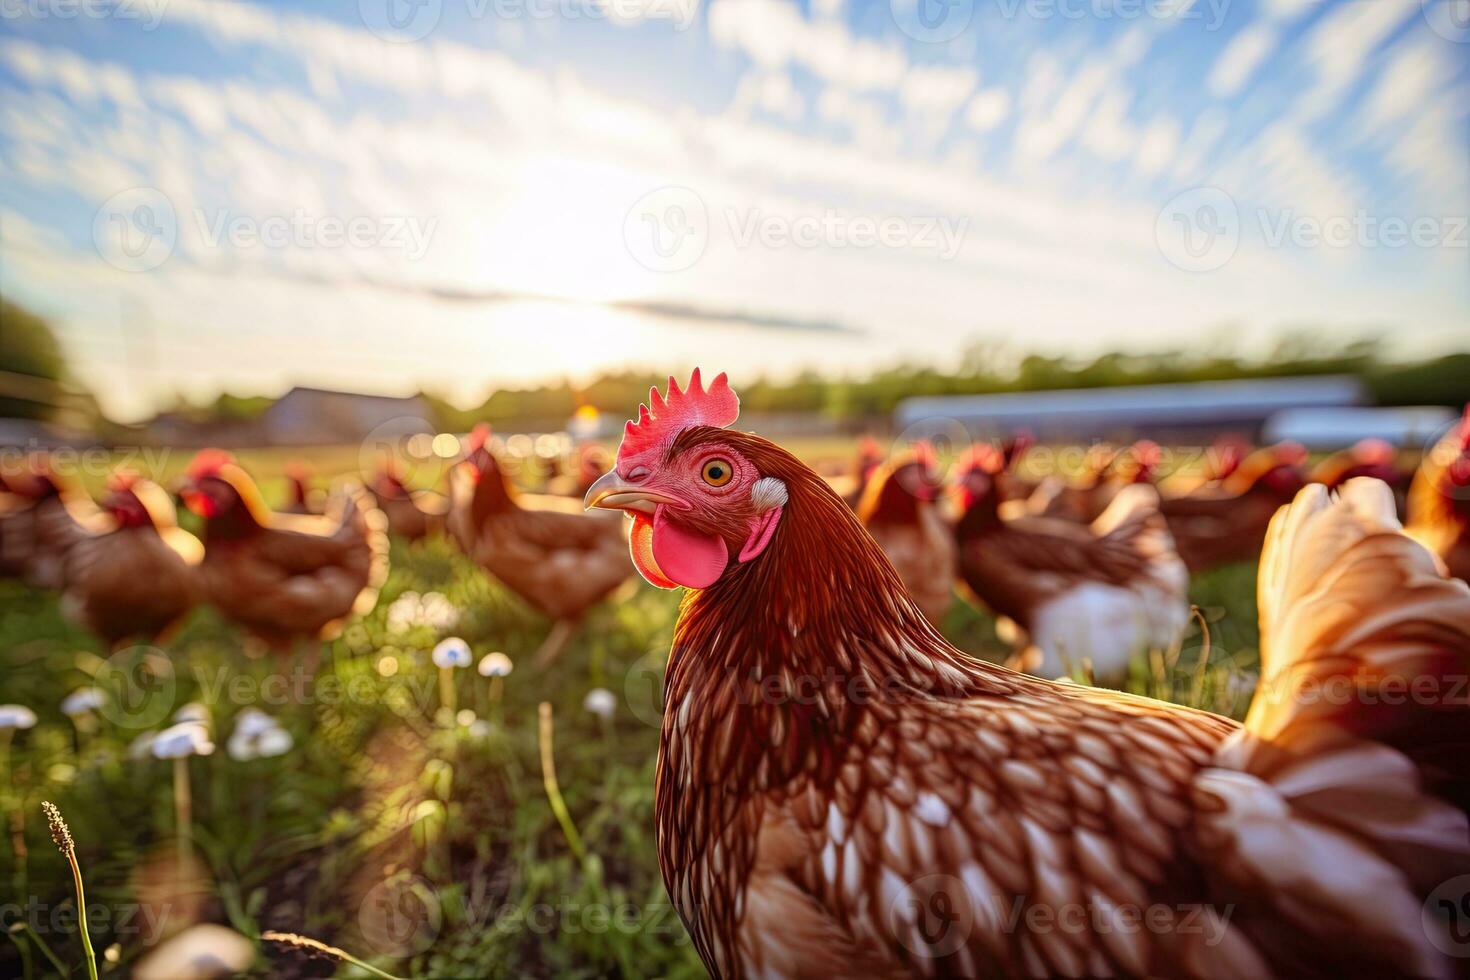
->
[448, 431, 631, 667]
[585, 370, 1470, 979]
[953, 446, 1190, 684]
[1407, 407, 1470, 583]
[180, 451, 388, 653]
[60, 472, 203, 648]
[1160, 442, 1307, 572]
[1311, 437, 1410, 518]
[855, 452, 956, 627]
[1025, 439, 1157, 524]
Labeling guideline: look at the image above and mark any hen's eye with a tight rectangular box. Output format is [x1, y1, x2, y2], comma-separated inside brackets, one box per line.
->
[701, 458, 734, 487]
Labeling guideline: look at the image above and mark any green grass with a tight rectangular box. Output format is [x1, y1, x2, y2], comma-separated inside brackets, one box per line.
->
[0, 522, 1263, 977]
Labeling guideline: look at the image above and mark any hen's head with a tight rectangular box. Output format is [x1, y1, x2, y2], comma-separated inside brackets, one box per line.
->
[952, 443, 1005, 513]
[585, 370, 789, 590]
[180, 449, 259, 521]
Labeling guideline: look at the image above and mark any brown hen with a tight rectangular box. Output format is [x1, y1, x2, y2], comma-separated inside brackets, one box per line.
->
[448, 435, 631, 667]
[181, 451, 388, 652]
[855, 452, 956, 628]
[60, 472, 203, 648]
[1407, 407, 1470, 583]
[587, 371, 1469, 979]
[1159, 442, 1307, 572]
[953, 447, 1189, 684]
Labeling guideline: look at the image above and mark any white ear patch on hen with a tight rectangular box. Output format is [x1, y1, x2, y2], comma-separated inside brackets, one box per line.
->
[750, 477, 788, 514]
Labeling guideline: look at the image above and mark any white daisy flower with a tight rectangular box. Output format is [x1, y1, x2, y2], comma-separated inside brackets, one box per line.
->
[60, 688, 105, 717]
[150, 721, 215, 759]
[0, 705, 37, 731]
[582, 688, 617, 720]
[477, 652, 513, 678]
[432, 637, 472, 669]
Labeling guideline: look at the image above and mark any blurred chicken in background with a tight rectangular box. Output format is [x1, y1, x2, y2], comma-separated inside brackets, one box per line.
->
[0, 459, 111, 590]
[280, 461, 324, 515]
[370, 459, 448, 542]
[60, 472, 202, 648]
[836, 435, 886, 509]
[449, 429, 631, 668]
[1408, 407, 1470, 583]
[1312, 437, 1411, 518]
[1026, 438, 1156, 523]
[855, 448, 956, 627]
[1160, 442, 1307, 572]
[181, 451, 388, 659]
[953, 446, 1189, 685]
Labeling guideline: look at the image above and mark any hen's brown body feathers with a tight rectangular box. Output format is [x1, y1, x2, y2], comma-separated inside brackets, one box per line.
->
[62, 480, 202, 647]
[956, 477, 1189, 683]
[194, 467, 387, 648]
[657, 427, 1470, 979]
[449, 453, 630, 624]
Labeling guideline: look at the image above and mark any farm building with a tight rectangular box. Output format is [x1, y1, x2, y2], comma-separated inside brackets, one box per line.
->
[895, 375, 1370, 443]
[256, 387, 435, 446]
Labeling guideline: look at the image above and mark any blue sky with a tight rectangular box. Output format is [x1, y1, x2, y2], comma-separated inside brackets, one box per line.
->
[0, 0, 1466, 420]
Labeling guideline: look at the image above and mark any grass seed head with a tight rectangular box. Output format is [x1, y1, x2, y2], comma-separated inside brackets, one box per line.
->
[41, 800, 74, 856]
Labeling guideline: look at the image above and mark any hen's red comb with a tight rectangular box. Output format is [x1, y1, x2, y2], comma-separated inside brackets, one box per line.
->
[617, 369, 739, 468]
[957, 443, 1004, 475]
[467, 423, 492, 453]
[188, 449, 236, 479]
[1353, 438, 1395, 466]
[857, 436, 883, 460]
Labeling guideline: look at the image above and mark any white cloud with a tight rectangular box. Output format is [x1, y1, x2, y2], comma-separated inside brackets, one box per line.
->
[1359, 36, 1451, 133]
[1134, 116, 1180, 176]
[707, 0, 905, 92]
[1172, 108, 1228, 181]
[1207, 25, 1279, 97]
[1080, 91, 1135, 162]
[1294, 0, 1419, 122]
[730, 71, 804, 122]
[964, 88, 1010, 133]
[899, 64, 978, 137]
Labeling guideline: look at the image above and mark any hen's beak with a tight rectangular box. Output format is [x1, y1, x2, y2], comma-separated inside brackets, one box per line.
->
[583, 470, 680, 515]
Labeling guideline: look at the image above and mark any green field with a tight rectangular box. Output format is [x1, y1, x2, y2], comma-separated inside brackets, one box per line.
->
[0, 451, 1264, 978]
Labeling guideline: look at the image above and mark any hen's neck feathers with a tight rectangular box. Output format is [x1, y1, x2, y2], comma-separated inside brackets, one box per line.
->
[666, 434, 1023, 785]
